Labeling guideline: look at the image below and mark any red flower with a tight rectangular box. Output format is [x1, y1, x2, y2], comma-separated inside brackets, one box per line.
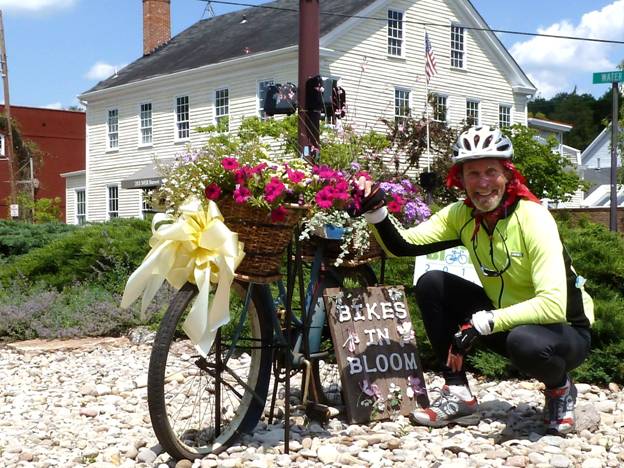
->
[233, 185, 251, 204]
[270, 206, 288, 222]
[204, 183, 222, 201]
[221, 157, 239, 171]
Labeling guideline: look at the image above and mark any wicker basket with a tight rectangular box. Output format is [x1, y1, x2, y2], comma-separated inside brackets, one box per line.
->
[218, 198, 306, 281]
[300, 233, 385, 267]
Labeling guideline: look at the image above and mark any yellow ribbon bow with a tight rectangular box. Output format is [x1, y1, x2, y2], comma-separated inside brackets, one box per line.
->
[121, 198, 245, 356]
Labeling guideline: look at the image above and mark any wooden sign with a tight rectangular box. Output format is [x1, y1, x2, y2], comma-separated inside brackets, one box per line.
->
[323, 285, 429, 424]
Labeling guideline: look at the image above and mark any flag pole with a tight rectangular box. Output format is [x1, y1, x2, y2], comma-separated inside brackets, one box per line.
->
[425, 29, 431, 172]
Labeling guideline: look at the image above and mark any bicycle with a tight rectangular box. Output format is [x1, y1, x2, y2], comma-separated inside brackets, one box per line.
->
[146, 231, 383, 460]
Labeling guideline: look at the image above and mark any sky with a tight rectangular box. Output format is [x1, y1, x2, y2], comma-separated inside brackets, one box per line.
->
[0, 0, 622, 109]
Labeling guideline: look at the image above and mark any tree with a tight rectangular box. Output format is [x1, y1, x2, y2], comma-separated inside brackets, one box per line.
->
[504, 125, 588, 202]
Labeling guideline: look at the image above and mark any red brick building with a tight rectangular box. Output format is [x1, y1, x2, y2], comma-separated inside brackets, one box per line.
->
[0, 105, 85, 220]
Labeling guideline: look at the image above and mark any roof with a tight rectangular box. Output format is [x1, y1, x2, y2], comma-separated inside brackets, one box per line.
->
[527, 117, 573, 133]
[581, 125, 610, 163]
[83, 0, 377, 94]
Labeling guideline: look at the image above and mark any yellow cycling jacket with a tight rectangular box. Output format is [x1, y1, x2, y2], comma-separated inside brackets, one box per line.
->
[370, 199, 594, 332]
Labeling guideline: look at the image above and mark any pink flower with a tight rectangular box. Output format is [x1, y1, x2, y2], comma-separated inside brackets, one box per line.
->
[286, 168, 306, 184]
[270, 206, 287, 222]
[234, 168, 247, 184]
[250, 163, 267, 174]
[221, 157, 239, 171]
[330, 180, 350, 200]
[387, 195, 405, 213]
[315, 186, 335, 209]
[264, 177, 285, 203]
[233, 185, 251, 204]
[204, 183, 222, 201]
[314, 165, 338, 180]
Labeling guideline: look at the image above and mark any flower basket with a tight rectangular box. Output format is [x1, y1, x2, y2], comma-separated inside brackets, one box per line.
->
[300, 225, 385, 267]
[218, 198, 307, 282]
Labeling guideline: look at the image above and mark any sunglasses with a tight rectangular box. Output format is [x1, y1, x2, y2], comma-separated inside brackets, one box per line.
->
[472, 229, 511, 277]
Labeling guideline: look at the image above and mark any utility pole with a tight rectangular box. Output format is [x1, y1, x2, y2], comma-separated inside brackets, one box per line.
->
[610, 81, 619, 232]
[297, 0, 320, 160]
[0, 9, 17, 210]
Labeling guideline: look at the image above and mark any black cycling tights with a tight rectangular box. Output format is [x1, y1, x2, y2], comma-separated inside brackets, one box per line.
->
[415, 270, 591, 389]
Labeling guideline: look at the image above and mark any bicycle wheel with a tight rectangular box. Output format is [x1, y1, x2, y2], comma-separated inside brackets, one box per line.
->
[307, 265, 377, 407]
[148, 280, 273, 460]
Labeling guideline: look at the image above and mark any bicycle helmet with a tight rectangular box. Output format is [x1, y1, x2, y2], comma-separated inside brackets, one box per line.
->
[452, 126, 513, 163]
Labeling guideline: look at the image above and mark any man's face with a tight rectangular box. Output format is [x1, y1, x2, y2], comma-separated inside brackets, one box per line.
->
[462, 158, 509, 213]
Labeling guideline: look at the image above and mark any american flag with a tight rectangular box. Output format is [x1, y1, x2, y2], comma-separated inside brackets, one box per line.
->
[425, 32, 438, 83]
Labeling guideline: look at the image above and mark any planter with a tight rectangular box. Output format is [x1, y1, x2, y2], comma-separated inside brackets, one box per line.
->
[301, 224, 385, 267]
[218, 198, 307, 282]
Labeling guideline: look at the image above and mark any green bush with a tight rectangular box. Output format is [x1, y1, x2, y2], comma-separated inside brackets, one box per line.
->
[0, 218, 151, 294]
[0, 220, 76, 259]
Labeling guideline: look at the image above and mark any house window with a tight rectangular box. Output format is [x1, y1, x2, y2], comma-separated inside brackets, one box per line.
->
[466, 100, 480, 125]
[499, 105, 511, 128]
[451, 25, 465, 68]
[387, 10, 404, 57]
[175, 96, 190, 140]
[215, 88, 229, 130]
[140, 103, 153, 145]
[107, 185, 119, 219]
[141, 188, 156, 218]
[258, 80, 274, 118]
[107, 109, 119, 150]
[433, 95, 448, 123]
[76, 189, 86, 225]
[0, 134, 5, 157]
[394, 88, 410, 124]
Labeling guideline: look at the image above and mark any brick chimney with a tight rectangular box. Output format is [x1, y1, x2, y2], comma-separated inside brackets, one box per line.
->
[143, 0, 171, 55]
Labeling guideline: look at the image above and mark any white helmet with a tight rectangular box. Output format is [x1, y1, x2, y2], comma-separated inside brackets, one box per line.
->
[452, 126, 513, 163]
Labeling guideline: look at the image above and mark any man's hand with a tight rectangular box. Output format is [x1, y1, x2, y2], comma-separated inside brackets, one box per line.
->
[446, 323, 480, 372]
[348, 179, 386, 217]
[471, 310, 495, 335]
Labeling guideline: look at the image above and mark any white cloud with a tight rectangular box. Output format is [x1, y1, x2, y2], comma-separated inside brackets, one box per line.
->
[84, 61, 126, 81]
[44, 102, 62, 109]
[509, 0, 624, 97]
[0, 0, 77, 13]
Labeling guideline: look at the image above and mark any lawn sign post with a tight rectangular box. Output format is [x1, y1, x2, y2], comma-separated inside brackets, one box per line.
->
[592, 71, 622, 232]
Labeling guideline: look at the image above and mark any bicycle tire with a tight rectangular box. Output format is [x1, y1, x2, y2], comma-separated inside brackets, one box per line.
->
[307, 265, 377, 407]
[147, 280, 273, 460]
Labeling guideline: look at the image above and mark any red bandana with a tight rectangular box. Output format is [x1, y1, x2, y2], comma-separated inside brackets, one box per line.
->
[446, 160, 540, 239]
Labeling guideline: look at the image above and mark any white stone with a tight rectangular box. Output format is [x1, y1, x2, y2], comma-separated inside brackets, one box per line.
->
[317, 444, 338, 464]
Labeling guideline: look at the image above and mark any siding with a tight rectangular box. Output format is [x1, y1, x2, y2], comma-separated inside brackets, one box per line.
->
[64, 173, 86, 225]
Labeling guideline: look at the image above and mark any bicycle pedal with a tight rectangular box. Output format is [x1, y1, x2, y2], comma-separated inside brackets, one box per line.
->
[305, 402, 331, 426]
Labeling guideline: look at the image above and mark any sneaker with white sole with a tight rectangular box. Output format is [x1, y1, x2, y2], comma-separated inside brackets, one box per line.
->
[543, 379, 577, 435]
[409, 385, 479, 428]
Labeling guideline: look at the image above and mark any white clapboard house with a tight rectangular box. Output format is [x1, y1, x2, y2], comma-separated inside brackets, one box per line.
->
[74, 0, 535, 223]
[580, 124, 624, 207]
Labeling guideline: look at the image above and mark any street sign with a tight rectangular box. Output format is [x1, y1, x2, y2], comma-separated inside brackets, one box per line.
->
[10, 204, 18, 217]
[593, 71, 624, 84]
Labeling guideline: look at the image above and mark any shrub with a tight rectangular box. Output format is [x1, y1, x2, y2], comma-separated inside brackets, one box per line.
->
[0, 220, 76, 259]
[0, 218, 151, 294]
